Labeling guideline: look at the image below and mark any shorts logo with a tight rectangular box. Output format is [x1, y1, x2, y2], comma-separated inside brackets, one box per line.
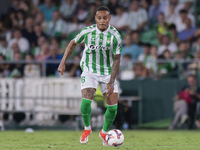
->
[81, 76, 85, 83]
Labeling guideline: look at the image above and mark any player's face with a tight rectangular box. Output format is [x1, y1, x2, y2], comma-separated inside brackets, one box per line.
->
[95, 11, 111, 32]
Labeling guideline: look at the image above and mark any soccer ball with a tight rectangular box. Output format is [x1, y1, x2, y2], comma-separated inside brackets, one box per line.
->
[106, 129, 124, 147]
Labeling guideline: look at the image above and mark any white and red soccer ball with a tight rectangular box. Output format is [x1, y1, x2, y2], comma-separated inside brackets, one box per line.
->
[106, 129, 124, 147]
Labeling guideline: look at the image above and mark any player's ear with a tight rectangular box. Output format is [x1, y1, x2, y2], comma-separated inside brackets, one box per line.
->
[109, 14, 111, 21]
[95, 14, 97, 22]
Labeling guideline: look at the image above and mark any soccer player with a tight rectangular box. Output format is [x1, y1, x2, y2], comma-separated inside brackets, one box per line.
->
[58, 6, 122, 146]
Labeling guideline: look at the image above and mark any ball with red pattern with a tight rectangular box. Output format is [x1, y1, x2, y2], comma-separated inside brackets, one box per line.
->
[105, 129, 124, 147]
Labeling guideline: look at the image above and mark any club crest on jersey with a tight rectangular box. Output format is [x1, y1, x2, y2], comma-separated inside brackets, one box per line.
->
[106, 39, 111, 44]
[91, 38, 95, 41]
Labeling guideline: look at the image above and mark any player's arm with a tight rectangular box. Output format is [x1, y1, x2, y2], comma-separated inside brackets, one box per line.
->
[58, 39, 77, 75]
[107, 33, 122, 97]
[107, 54, 121, 96]
[58, 27, 87, 75]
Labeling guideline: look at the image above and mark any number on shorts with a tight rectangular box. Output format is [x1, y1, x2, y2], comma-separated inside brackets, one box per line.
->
[81, 76, 85, 83]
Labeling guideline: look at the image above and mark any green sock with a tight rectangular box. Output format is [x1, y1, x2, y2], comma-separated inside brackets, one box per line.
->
[103, 104, 118, 132]
[81, 98, 92, 127]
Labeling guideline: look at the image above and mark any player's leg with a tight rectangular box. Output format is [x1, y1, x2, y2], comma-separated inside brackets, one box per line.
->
[102, 93, 118, 132]
[81, 88, 96, 130]
[80, 72, 98, 144]
[80, 88, 96, 144]
[99, 80, 118, 146]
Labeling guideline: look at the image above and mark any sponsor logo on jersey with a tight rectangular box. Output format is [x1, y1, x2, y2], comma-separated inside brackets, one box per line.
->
[89, 44, 110, 50]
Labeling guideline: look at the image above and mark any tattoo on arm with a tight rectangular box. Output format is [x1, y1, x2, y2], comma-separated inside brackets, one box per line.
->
[81, 88, 96, 100]
[108, 54, 121, 86]
[61, 40, 77, 64]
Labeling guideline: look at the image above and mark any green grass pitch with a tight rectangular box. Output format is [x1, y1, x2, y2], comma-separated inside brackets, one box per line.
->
[0, 130, 200, 150]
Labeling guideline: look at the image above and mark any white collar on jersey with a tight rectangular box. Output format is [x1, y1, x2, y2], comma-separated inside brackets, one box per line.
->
[96, 24, 110, 34]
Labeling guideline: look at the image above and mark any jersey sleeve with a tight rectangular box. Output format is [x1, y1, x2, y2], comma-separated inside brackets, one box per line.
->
[74, 28, 87, 44]
[113, 33, 122, 55]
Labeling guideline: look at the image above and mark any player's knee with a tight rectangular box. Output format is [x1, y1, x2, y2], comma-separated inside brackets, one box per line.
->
[82, 94, 94, 100]
[81, 88, 95, 100]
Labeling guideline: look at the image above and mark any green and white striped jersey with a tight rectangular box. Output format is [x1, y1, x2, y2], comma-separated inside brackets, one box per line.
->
[74, 24, 122, 75]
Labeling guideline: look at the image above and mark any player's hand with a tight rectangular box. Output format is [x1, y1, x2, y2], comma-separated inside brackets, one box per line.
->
[106, 82, 114, 97]
[57, 63, 65, 75]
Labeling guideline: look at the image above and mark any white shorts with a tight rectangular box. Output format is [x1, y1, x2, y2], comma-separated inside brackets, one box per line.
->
[81, 71, 118, 94]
